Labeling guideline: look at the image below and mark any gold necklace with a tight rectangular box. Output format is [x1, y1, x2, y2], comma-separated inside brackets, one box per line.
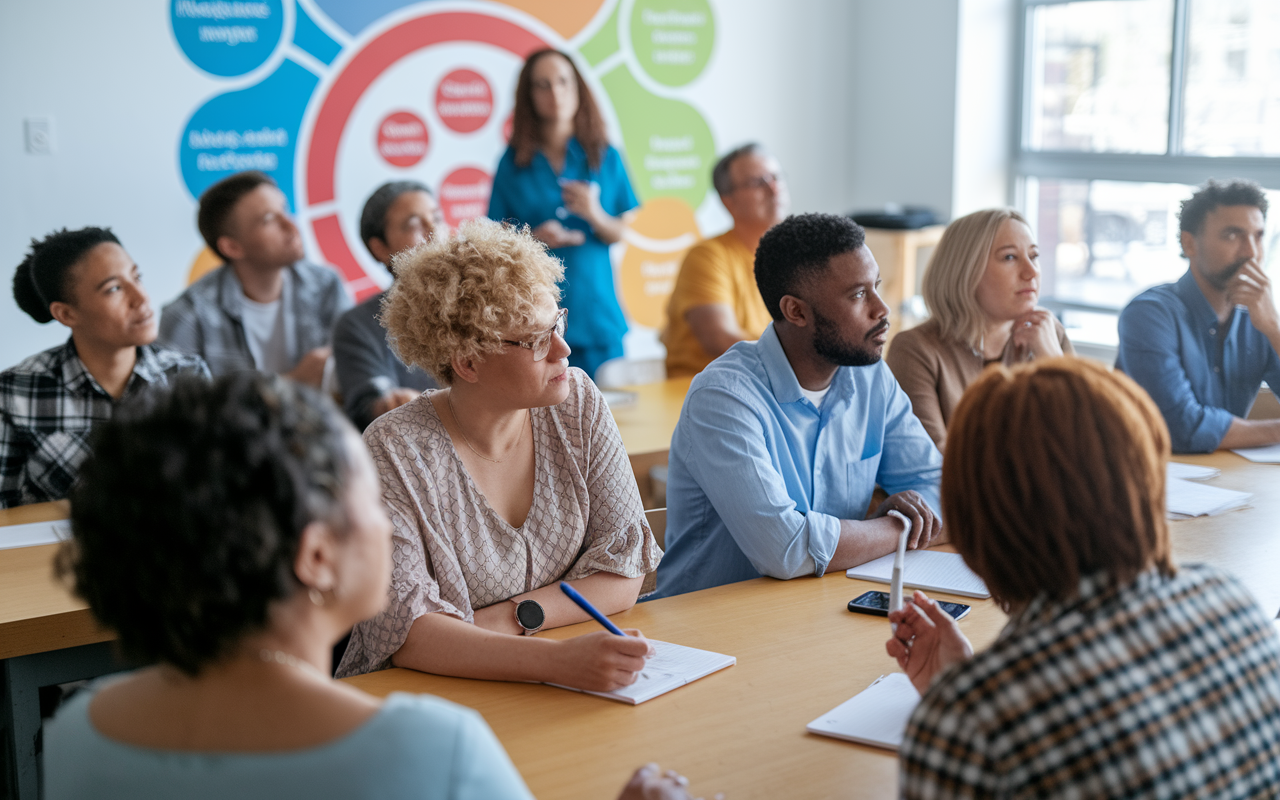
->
[446, 391, 529, 464]
[259, 649, 328, 681]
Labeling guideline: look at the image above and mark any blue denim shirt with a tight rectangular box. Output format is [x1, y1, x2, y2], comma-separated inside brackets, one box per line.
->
[1116, 269, 1280, 453]
[650, 324, 943, 599]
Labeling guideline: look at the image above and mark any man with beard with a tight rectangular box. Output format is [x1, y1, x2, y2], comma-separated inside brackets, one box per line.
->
[1117, 179, 1280, 453]
[649, 213, 943, 599]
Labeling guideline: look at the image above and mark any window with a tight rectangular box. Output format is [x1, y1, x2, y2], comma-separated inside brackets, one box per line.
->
[1016, 0, 1280, 346]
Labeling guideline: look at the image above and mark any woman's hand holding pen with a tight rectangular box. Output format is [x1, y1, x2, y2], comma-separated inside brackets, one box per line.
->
[885, 590, 973, 694]
[554, 629, 654, 692]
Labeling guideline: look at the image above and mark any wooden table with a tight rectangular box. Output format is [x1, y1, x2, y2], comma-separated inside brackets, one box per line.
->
[344, 451, 1280, 799]
[0, 502, 124, 800]
[863, 225, 946, 341]
[346, 571, 1009, 799]
[610, 376, 692, 507]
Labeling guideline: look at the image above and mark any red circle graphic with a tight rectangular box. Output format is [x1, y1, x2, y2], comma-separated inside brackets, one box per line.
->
[376, 110, 429, 167]
[435, 69, 493, 133]
[439, 166, 493, 228]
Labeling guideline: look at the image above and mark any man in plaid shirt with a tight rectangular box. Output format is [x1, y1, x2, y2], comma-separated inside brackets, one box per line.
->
[3, 228, 208, 508]
[888, 359, 1280, 798]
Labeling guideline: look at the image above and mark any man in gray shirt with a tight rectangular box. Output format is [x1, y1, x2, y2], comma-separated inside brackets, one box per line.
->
[333, 182, 443, 429]
[159, 171, 351, 386]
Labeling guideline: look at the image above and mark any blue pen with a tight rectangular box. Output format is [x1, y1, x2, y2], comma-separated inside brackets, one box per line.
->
[560, 582, 626, 636]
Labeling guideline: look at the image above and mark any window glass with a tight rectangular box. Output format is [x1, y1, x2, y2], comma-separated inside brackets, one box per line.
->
[1028, 0, 1173, 153]
[1183, 0, 1280, 156]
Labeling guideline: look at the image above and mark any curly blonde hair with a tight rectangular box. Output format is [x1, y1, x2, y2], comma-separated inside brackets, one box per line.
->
[380, 219, 564, 384]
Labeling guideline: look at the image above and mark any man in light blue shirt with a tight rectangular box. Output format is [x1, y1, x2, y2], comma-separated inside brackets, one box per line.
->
[1117, 179, 1280, 453]
[651, 213, 943, 599]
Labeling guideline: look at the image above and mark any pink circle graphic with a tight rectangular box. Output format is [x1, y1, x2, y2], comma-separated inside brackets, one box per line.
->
[439, 166, 492, 228]
[435, 69, 493, 133]
[376, 110, 429, 167]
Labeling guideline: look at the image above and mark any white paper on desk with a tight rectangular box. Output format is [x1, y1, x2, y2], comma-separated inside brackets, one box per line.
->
[599, 390, 637, 409]
[846, 551, 990, 599]
[806, 673, 920, 750]
[1232, 444, 1280, 464]
[548, 640, 734, 705]
[1166, 476, 1251, 518]
[1167, 462, 1221, 481]
[0, 520, 70, 551]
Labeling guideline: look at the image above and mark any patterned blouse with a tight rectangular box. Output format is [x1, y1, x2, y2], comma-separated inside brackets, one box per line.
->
[337, 368, 662, 677]
[900, 564, 1280, 799]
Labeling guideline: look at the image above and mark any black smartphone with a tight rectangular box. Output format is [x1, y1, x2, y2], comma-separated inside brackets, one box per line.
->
[847, 590, 971, 621]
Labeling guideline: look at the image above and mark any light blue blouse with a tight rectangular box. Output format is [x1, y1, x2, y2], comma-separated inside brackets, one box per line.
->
[44, 686, 534, 800]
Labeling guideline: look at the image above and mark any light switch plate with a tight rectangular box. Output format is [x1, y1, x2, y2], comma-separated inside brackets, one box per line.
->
[25, 118, 53, 155]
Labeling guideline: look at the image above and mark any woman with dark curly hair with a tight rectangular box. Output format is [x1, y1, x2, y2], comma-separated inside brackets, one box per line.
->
[1, 227, 208, 507]
[43, 373, 690, 799]
[336, 220, 662, 689]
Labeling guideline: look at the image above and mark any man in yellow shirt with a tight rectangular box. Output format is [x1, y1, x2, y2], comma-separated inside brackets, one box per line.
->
[664, 144, 789, 376]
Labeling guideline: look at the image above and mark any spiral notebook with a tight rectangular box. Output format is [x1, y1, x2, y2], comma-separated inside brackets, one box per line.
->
[806, 673, 921, 750]
[547, 640, 735, 705]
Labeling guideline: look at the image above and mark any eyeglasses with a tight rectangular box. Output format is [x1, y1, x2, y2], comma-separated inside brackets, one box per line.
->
[733, 172, 783, 193]
[503, 308, 567, 361]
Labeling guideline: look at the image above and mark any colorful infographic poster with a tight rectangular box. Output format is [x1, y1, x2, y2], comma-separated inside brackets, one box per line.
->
[173, 0, 719, 334]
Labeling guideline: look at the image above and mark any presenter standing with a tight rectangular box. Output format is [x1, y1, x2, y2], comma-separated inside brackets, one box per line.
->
[488, 49, 639, 379]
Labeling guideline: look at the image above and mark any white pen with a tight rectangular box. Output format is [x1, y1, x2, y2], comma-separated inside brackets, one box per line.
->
[886, 510, 911, 633]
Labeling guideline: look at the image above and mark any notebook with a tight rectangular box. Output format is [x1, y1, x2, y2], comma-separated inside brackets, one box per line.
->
[846, 551, 990, 599]
[806, 673, 921, 750]
[548, 640, 735, 705]
[0, 520, 71, 551]
[1167, 462, 1220, 481]
[1232, 444, 1280, 464]
[1166, 476, 1251, 519]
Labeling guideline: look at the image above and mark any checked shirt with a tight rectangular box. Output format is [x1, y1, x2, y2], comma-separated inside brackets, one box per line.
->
[0, 339, 208, 508]
[901, 564, 1280, 799]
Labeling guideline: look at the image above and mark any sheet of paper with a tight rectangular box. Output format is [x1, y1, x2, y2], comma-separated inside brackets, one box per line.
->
[549, 640, 735, 705]
[806, 672, 921, 750]
[1166, 476, 1251, 518]
[0, 520, 71, 551]
[1167, 462, 1220, 481]
[1232, 444, 1280, 464]
[846, 550, 990, 599]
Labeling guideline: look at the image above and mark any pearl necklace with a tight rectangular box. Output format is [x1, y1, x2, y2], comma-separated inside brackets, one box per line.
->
[446, 391, 529, 464]
[259, 649, 328, 681]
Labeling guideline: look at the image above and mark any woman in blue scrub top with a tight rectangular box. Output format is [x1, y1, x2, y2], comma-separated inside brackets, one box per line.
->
[489, 49, 639, 379]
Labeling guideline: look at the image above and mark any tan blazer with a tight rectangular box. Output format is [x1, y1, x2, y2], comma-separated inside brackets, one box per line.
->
[886, 317, 1074, 452]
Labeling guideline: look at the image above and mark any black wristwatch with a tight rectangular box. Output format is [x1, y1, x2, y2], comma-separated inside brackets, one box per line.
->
[512, 598, 545, 635]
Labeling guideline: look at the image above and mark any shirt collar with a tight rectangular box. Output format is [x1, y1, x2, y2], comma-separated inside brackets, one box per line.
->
[55, 336, 117, 399]
[756, 323, 854, 407]
[1174, 269, 1221, 331]
[129, 344, 165, 385]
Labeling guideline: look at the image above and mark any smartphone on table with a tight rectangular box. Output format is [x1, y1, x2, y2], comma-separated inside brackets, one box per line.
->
[847, 590, 970, 621]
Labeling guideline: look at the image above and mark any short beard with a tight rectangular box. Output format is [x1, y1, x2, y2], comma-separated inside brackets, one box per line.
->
[812, 309, 884, 367]
[1204, 257, 1249, 291]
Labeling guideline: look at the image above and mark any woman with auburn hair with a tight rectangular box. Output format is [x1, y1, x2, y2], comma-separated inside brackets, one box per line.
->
[336, 220, 663, 691]
[44, 373, 690, 799]
[885, 208, 1073, 451]
[487, 48, 639, 378]
[886, 358, 1280, 798]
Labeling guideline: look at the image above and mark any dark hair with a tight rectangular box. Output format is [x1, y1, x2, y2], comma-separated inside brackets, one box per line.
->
[1179, 178, 1269, 240]
[754, 213, 867, 321]
[945, 358, 1174, 606]
[359, 180, 432, 255]
[198, 171, 277, 261]
[60, 373, 352, 675]
[510, 49, 608, 171]
[712, 143, 764, 196]
[12, 227, 121, 324]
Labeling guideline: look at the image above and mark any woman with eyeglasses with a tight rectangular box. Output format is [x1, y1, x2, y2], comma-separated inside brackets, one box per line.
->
[336, 220, 662, 691]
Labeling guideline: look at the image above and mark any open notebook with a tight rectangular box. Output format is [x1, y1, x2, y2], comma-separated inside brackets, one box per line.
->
[847, 550, 990, 599]
[1166, 476, 1251, 518]
[0, 520, 71, 551]
[806, 673, 921, 750]
[548, 640, 734, 705]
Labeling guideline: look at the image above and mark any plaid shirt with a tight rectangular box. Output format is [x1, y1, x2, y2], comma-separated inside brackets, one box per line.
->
[901, 564, 1280, 799]
[158, 261, 352, 377]
[0, 339, 209, 508]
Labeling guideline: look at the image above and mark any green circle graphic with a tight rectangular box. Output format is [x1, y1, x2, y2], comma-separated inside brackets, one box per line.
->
[630, 0, 715, 87]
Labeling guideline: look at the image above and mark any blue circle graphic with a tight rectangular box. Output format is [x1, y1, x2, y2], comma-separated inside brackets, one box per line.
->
[170, 0, 285, 77]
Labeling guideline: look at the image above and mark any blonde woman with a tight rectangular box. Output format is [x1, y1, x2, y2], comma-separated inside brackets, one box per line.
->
[885, 209, 1073, 451]
[336, 220, 663, 690]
